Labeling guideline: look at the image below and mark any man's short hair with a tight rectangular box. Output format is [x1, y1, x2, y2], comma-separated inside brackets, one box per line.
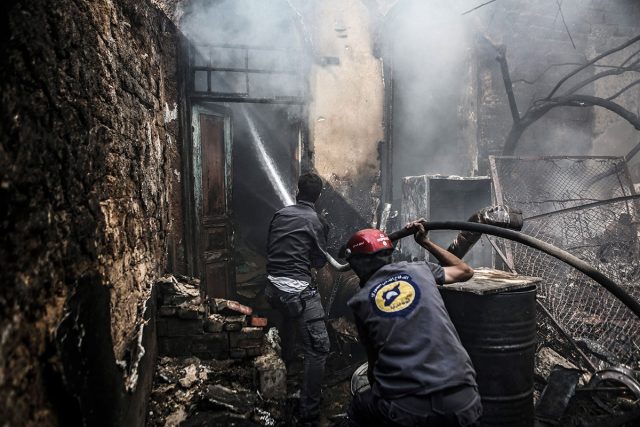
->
[297, 172, 323, 203]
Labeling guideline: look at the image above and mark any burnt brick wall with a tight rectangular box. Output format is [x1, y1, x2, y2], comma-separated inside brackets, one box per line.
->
[0, 0, 183, 424]
[476, 0, 640, 174]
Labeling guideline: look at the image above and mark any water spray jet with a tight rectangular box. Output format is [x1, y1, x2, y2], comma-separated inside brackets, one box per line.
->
[240, 107, 295, 207]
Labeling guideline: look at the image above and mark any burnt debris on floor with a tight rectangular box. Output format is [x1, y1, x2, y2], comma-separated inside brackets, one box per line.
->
[146, 354, 354, 427]
[147, 274, 357, 426]
[534, 317, 640, 427]
[148, 274, 286, 426]
[146, 356, 283, 427]
[148, 270, 640, 427]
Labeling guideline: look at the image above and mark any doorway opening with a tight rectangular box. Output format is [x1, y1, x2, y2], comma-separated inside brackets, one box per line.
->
[182, 0, 309, 298]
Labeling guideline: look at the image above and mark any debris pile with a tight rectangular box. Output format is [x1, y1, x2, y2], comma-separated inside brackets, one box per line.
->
[533, 342, 640, 426]
[146, 356, 285, 426]
[147, 275, 291, 426]
[327, 316, 363, 359]
[155, 275, 270, 360]
[145, 343, 353, 426]
[147, 276, 363, 426]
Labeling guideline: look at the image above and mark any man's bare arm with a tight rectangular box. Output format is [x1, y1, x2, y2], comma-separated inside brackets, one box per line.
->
[405, 219, 474, 284]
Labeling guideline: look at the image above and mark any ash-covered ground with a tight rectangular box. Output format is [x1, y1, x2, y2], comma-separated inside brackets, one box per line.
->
[145, 351, 357, 427]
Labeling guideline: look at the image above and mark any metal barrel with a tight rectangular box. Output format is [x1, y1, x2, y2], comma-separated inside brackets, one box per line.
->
[440, 284, 537, 427]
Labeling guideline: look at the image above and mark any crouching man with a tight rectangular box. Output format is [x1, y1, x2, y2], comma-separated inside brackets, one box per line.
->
[345, 219, 482, 427]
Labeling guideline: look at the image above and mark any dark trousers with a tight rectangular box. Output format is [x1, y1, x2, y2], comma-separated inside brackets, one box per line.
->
[348, 386, 482, 427]
[265, 284, 330, 420]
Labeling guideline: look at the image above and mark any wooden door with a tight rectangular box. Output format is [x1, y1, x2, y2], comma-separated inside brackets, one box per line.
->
[192, 104, 234, 298]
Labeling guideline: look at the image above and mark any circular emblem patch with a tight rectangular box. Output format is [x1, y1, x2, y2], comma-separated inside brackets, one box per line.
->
[370, 273, 421, 317]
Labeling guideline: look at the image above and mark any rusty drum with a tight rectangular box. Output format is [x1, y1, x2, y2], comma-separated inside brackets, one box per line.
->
[439, 268, 539, 427]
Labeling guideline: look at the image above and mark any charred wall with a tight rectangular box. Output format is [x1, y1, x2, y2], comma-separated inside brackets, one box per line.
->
[0, 0, 182, 424]
[309, 0, 385, 229]
[476, 0, 640, 174]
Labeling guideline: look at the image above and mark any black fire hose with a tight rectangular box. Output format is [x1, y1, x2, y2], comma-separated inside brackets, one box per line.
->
[323, 221, 640, 320]
[387, 221, 640, 320]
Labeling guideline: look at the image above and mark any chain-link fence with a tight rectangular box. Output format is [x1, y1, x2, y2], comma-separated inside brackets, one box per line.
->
[490, 156, 640, 367]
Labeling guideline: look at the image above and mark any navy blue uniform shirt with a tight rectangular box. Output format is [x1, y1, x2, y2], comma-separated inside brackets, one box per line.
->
[348, 261, 477, 399]
[266, 200, 328, 283]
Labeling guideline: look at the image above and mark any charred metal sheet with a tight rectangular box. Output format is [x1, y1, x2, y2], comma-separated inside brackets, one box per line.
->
[400, 175, 492, 267]
[535, 366, 582, 424]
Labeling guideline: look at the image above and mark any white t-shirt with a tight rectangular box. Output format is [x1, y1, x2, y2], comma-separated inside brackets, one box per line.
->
[268, 275, 309, 293]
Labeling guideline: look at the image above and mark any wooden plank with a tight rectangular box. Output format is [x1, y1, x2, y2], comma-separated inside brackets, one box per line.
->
[200, 114, 226, 217]
[205, 227, 227, 251]
[488, 156, 515, 269]
[439, 267, 541, 295]
[205, 262, 230, 298]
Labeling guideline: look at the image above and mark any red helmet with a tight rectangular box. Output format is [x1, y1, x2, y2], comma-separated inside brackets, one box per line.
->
[345, 229, 393, 258]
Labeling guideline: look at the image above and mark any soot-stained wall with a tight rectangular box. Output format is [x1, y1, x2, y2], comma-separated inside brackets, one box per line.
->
[309, 0, 385, 231]
[0, 0, 181, 424]
[475, 0, 640, 174]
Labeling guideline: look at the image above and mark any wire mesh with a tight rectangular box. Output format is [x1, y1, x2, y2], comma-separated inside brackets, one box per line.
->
[490, 156, 640, 367]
